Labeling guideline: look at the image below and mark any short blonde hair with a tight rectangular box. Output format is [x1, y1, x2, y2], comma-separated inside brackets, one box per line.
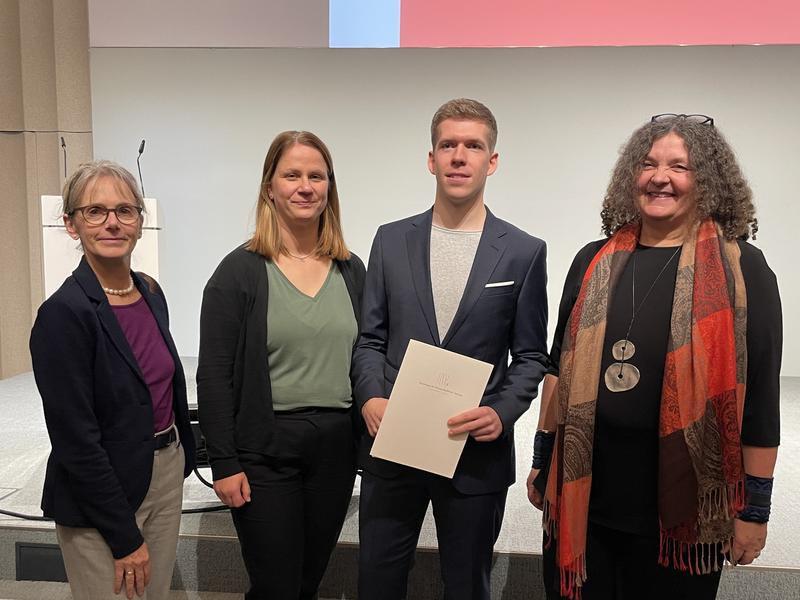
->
[246, 131, 350, 260]
[62, 160, 145, 215]
[430, 98, 498, 151]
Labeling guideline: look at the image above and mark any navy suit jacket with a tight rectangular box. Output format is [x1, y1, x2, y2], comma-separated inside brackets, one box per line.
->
[352, 208, 548, 494]
[30, 257, 195, 559]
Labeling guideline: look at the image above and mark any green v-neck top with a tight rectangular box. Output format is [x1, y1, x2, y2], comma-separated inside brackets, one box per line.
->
[265, 260, 358, 411]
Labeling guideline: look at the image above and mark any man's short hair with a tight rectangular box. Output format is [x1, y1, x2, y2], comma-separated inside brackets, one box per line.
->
[430, 98, 498, 151]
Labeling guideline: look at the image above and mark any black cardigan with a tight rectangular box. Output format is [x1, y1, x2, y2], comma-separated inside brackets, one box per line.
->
[197, 246, 366, 480]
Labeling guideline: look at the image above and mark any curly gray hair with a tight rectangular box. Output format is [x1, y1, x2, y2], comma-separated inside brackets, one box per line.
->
[601, 117, 757, 240]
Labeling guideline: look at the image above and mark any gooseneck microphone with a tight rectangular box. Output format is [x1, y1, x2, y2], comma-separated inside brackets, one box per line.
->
[60, 137, 67, 180]
[137, 139, 146, 197]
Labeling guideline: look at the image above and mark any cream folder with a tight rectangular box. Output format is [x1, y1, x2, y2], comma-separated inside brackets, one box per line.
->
[370, 339, 494, 478]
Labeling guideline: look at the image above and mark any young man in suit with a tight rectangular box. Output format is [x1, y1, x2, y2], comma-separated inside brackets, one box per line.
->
[353, 98, 549, 599]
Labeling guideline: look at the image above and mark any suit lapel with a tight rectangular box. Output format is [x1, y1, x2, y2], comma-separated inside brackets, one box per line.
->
[406, 210, 441, 345]
[72, 258, 147, 387]
[441, 209, 507, 347]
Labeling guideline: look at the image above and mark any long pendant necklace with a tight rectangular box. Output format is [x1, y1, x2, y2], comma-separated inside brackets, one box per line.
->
[604, 245, 681, 393]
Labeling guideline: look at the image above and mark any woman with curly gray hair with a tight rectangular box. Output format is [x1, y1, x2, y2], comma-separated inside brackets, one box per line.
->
[527, 115, 781, 599]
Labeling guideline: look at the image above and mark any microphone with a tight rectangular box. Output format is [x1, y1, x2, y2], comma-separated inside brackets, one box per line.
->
[61, 137, 67, 180]
[136, 139, 146, 197]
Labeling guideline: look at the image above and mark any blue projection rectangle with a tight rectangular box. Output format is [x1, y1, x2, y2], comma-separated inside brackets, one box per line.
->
[329, 0, 400, 48]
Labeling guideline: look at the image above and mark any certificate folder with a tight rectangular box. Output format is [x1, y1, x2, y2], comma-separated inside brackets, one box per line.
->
[370, 340, 493, 478]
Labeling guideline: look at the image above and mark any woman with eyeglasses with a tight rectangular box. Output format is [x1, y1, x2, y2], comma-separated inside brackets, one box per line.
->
[527, 115, 781, 599]
[197, 131, 365, 599]
[30, 160, 195, 600]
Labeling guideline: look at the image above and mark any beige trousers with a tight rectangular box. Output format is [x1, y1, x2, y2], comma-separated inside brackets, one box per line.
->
[57, 438, 185, 600]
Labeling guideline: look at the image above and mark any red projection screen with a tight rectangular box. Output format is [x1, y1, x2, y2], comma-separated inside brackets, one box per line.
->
[399, 0, 800, 47]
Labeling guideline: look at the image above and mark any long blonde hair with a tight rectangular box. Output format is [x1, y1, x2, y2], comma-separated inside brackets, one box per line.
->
[246, 131, 350, 260]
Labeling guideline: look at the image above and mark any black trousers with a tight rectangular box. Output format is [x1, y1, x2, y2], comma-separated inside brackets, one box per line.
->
[543, 521, 723, 600]
[358, 468, 507, 600]
[231, 409, 356, 600]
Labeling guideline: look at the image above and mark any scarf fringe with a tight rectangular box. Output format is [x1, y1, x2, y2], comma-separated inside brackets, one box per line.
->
[658, 533, 726, 575]
[543, 497, 585, 599]
[559, 553, 586, 600]
[542, 498, 554, 542]
[547, 220, 747, 597]
[658, 479, 743, 575]
[732, 477, 746, 514]
[697, 479, 745, 524]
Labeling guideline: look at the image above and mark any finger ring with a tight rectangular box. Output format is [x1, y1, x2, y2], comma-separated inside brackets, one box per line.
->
[126, 570, 134, 575]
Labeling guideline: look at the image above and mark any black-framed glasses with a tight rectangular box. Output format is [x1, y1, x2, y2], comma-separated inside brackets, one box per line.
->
[651, 113, 714, 126]
[69, 204, 143, 225]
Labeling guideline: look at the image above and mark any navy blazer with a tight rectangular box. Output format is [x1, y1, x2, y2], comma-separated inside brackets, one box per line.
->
[30, 257, 196, 559]
[352, 208, 549, 494]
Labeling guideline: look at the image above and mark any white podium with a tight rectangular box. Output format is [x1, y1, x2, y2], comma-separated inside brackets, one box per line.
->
[41, 195, 162, 299]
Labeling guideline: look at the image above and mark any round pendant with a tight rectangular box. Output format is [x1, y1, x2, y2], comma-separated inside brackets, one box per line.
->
[611, 339, 636, 361]
[604, 362, 641, 392]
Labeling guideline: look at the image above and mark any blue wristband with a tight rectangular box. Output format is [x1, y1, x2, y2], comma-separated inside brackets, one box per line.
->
[532, 430, 555, 470]
[738, 474, 773, 523]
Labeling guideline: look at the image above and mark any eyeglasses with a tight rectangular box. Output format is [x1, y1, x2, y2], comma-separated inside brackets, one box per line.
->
[69, 204, 143, 225]
[651, 113, 714, 126]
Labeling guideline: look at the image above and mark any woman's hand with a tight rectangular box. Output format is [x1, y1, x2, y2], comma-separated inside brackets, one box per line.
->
[728, 518, 768, 565]
[213, 472, 251, 508]
[527, 468, 544, 510]
[114, 542, 150, 598]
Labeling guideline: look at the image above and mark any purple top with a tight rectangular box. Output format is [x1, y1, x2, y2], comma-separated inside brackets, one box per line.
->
[112, 296, 175, 432]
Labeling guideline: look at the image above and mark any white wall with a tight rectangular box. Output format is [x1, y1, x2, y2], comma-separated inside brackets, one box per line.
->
[89, 46, 800, 374]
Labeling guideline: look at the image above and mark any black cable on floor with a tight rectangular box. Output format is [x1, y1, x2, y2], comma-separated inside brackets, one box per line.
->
[193, 466, 214, 488]
[181, 504, 229, 514]
[0, 509, 51, 521]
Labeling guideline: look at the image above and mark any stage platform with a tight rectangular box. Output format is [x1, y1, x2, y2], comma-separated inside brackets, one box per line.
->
[1, 359, 798, 599]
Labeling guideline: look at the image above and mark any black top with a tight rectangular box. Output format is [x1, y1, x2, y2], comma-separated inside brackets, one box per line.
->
[196, 246, 366, 481]
[548, 239, 782, 534]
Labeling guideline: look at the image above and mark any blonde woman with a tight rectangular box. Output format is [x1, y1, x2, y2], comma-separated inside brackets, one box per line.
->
[198, 131, 365, 599]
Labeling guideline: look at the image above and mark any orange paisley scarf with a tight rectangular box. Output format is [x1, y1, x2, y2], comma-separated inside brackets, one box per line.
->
[544, 220, 747, 598]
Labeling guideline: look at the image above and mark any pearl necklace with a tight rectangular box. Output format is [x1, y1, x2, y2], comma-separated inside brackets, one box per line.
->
[102, 276, 135, 296]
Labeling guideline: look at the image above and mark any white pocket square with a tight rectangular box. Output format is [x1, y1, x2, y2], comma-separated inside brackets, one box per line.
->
[484, 281, 514, 288]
